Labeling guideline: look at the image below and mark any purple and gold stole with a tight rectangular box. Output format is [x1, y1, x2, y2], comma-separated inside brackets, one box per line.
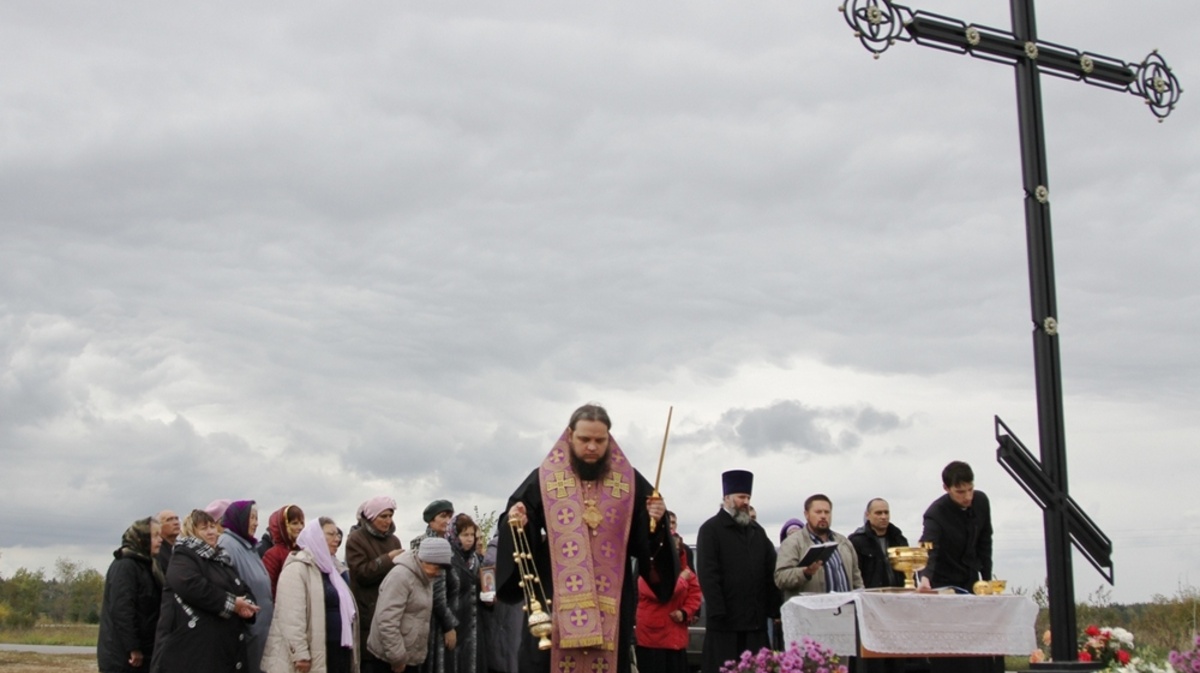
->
[539, 429, 635, 673]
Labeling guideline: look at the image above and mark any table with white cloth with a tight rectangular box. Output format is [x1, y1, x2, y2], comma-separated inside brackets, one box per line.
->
[781, 592, 1037, 658]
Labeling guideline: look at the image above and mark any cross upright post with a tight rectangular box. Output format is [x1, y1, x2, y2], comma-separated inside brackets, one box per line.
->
[840, 0, 1180, 667]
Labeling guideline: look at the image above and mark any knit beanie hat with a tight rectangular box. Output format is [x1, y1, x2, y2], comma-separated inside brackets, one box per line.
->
[417, 537, 453, 566]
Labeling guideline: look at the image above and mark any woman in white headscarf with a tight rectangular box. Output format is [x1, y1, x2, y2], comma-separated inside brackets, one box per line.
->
[262, 518, 358, 673]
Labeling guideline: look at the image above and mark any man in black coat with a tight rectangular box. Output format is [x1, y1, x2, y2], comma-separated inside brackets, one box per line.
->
[850, 498, 916, 673]
[918, 460, 1001, 673]
[849, 498, 909, 590]
[155, 509, 180, 572]
[697, 470, 782, 673]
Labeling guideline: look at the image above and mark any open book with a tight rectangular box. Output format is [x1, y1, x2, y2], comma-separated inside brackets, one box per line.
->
[797, 540, 839, 567]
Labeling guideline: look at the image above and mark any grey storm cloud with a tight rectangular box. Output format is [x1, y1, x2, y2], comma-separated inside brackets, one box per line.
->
[707, 400, 907, 456]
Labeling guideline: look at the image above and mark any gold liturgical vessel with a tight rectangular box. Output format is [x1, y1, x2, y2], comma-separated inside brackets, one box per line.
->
[509, 516, 553, 650]
[887, 542, 931, 589]
[974, 578, 1008, 595]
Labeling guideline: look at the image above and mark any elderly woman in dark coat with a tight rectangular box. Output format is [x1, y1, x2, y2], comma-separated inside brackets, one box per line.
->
[346, 497, 403, 673]
[151, 509, 261, 673]
[98, 517, 163, 672]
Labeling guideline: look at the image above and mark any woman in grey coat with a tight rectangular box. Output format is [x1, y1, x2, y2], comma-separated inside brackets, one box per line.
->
[221, 500, 276, 673]
[368, 538, 454, 673]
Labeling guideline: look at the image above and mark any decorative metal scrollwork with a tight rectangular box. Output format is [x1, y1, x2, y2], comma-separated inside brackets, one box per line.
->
[1131, 50, 1182, 120]
[1079, 55, 1094, 75]
[965, 26, 981, 47]
[842, 0, 912, 58]
[1043, 317, 1058, 336]
[1024, 41, 1039, 60]
[1035, 185, 1049, 204]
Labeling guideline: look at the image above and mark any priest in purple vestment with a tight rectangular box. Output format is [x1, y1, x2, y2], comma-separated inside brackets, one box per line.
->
[496, 403, 679, 673]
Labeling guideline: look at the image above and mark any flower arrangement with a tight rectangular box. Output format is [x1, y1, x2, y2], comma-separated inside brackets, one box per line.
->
[1079, 624, 1136, 667]
[1030, 625, 1171, 672]
[720, 638, 849, 673]
[1169, 634, 1200, 673]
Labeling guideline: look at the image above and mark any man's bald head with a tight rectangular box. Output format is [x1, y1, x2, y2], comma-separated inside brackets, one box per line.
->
[158, 509, 181, 543]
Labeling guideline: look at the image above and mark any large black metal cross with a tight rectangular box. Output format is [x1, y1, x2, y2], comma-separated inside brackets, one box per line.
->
[840, 0, 1180, 666]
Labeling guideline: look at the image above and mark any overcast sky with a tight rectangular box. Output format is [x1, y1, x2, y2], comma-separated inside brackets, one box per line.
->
[2, 1, 1196, 606]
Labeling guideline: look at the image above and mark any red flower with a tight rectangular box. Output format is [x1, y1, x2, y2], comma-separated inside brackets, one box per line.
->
[1078, 650, 1092, 662]
[1116, 650, 1131, 665]
[1085, 625, 1101, 637]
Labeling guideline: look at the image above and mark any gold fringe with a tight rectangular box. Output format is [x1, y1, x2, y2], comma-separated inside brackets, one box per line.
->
[555, 596, 598, 610]
[559, 635, 605, 649]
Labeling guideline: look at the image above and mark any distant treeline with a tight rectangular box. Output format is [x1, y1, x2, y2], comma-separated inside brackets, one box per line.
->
[1026, 583, 1200, 656]
[0, 558, 104, 628]
[2, 555, 1197, 658]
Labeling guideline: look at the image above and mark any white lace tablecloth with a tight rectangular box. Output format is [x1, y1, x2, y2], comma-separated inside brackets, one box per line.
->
[781, 592, 1037, 656]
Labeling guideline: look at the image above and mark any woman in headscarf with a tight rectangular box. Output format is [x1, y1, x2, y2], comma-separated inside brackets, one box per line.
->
[264, 504, 306, 598]
[206, 500, 233, 530]
[780, 517, 804, 544]
[222, 500, 275, 673]
[446, 514, 483, 673]
[634, 527, 702, 673]
[262, 518, 358, 673]
[151, 509, 260, 673]
[345, 497, 402, 673]
[97, 517, 163, 672]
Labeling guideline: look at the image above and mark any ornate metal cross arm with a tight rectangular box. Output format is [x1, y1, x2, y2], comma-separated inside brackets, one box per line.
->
[996, 416, 1114, 583]
[840, 0, 1183, 119]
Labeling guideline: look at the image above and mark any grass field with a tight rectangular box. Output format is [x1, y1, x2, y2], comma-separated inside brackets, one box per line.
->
[0, 625, 98, 647]
[0, 651, 96, 672]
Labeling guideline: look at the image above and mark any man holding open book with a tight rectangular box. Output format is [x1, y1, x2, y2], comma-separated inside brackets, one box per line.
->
[774, 493, 863, 601]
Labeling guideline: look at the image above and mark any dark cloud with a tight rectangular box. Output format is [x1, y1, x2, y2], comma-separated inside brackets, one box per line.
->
[700, 400, 908, 457]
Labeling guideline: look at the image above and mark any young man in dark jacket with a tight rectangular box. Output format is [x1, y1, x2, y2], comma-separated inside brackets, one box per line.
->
[918, 461, 1000, 673]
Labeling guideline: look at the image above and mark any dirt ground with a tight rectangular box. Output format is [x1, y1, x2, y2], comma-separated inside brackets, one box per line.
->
[0, 651, 96, 672]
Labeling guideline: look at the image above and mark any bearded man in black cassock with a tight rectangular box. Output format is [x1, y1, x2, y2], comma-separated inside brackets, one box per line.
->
[697, 470, 782, 673]
[496, 404, 678, 673]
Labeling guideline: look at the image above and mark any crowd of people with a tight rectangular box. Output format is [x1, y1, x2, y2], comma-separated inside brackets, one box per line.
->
[97, 404, 996, 673]
[97, 495, 519, 673]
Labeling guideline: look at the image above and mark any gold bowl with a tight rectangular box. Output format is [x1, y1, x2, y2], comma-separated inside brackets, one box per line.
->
[990, 579, 1007, 594]
[973, 580, 993, 595]
[887, 546, 929, 589]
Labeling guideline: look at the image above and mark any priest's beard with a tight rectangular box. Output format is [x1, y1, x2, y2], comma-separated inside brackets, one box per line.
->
[724, 505, 753, 527]
[571, 450, 610, 482]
